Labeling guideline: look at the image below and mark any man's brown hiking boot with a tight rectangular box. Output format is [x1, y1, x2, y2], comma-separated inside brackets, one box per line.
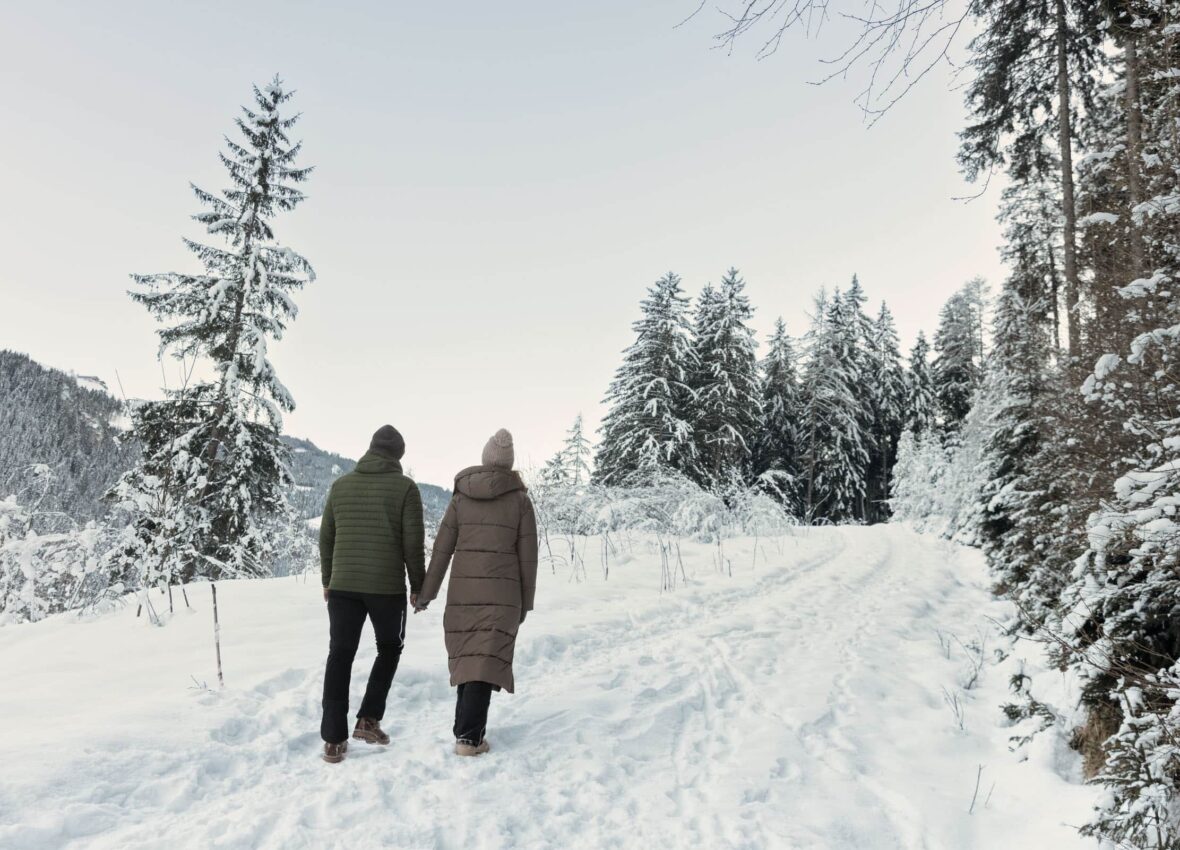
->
[322, 741, 348, 764]
[454, 739, 490, 757]
[353, 717, 390, 745]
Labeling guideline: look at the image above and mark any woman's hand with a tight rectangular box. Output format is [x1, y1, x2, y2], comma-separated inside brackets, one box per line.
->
[411, 593, 428, 613]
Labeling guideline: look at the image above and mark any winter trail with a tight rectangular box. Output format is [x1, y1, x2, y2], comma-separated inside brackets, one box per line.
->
[0, 526, 1094, 849]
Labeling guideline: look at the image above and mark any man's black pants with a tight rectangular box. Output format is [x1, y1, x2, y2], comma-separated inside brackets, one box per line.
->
[321, 591, 406, 744]
[454, 681, 497, 745]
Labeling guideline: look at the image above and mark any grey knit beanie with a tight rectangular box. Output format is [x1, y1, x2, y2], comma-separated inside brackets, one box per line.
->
[370, 424, 405, 460]
[481, 428, 515, 469]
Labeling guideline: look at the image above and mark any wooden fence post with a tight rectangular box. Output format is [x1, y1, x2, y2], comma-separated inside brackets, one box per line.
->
[211, 582, 224, 688]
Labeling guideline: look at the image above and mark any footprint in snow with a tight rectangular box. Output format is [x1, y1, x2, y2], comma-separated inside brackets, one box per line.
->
[253, 667, 306, 696]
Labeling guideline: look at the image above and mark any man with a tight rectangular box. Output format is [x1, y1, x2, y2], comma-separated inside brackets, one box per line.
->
[318, 424, 425, 764]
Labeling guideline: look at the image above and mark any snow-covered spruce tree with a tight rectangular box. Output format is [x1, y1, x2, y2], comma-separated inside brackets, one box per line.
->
[687, 268, 762, 493]
[752, 317, 802, 513]
[864, 302, 907, 523]
[977, 282, 1053, 608]
[843, 275, 877, 359]
[110, 77, 314, 587]
[904, 331, 939, 438]
[594, 272, 697, 485]
[932, 280, 988, 435]
[797, 289, 870, 523]
[542, 414, 594, 486]
[842, 277, 882, 520]
[562, 414, 594, 486]
[533, 414, 602, 543]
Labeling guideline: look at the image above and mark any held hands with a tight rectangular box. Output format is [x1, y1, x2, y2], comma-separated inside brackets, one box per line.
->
[327, 587, 429, 612]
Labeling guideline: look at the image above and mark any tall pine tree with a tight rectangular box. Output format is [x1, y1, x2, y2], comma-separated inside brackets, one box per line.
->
[864, 302, 907, 522]
[932, 280, 987, 434]
[110, 77, 314, 585]
[594, 273, 696, 485]
[687, 268, 763, 492]
[904, 332, 938, 437]
[798, 289, 870, 523]
[753, 317, 802, 512]
[543, 414, 594, 486]
[978, 282, 1052, 607]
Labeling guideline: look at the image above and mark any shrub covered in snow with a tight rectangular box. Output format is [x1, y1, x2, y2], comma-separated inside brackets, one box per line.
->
[890, 383, 999, 546]
[0, 466, 125, 624]
[530, 471, 797, 544]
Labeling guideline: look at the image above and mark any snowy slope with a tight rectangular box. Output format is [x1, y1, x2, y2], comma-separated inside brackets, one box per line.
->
[0, 526, 1096, 849]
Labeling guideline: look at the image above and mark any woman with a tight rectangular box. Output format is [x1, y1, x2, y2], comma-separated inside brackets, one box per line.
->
[416, 428, 538, 756]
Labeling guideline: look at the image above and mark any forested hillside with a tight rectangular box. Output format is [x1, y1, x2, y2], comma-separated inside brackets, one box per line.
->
[286, 436, 451, 524]
[285, 436, 354, 520]
[0, 351, 445, 526]
[0, 350, 137, 521]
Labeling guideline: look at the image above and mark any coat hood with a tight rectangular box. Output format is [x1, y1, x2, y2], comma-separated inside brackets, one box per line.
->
[454, 465, 526, 500]
[355, 450, 404, 475]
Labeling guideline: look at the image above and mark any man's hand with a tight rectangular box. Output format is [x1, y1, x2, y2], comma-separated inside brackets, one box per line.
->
[411, 593, 427, 613]
[323, 587, 330, 603]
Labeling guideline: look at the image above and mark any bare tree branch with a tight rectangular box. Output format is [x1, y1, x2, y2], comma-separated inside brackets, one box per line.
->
[703, 0, 976, 122]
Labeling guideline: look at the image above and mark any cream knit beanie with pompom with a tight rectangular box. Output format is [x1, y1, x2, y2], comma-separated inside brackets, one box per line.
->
[481, 428, 515, 469]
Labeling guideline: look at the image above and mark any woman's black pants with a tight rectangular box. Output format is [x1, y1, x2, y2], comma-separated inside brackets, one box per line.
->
[454, 681, 495, 745]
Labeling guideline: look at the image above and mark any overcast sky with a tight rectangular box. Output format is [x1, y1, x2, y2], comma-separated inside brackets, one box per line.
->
[0, 1, 1003, 487]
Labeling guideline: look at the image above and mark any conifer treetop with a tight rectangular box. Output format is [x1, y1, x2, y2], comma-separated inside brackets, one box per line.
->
[130, 75, 315, 424]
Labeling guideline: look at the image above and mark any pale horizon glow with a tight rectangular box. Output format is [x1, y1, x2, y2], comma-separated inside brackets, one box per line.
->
[0, 1, 1006, 487]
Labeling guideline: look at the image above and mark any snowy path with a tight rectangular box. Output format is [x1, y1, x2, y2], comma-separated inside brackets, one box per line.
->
[0, 526, 1095, 849]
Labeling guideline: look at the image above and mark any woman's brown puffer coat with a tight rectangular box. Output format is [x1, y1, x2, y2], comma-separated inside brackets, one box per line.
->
[419, 466, 538, 692]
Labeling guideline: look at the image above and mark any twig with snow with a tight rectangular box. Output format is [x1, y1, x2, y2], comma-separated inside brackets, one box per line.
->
[968, 764, 984, 814]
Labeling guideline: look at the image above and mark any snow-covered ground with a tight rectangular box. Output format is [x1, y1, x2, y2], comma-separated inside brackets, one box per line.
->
[0, 525, 1096, 849]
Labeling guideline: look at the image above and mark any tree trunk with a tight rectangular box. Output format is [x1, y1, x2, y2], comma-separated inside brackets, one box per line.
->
[805, 413, 817, 521]
[1048, 246, 1061, 353]
[1123, 34, 1146, 278]
[1055, 0, 1081, 357]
